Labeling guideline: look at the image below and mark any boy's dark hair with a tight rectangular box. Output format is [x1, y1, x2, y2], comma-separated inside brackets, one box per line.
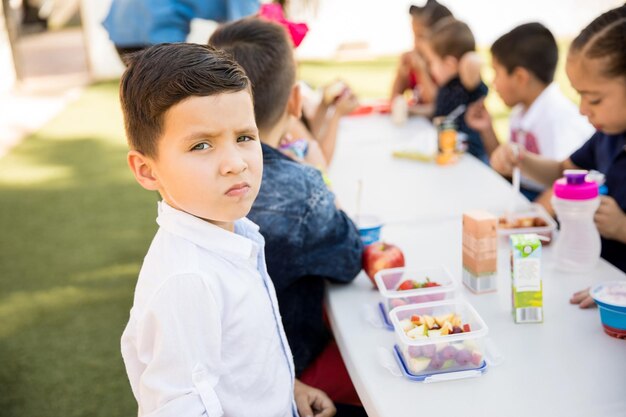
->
[120, 43, 250, 158]
[209, 18, 296, 132]
[429, 18, 475, 60]
[491, 23, 558, 85]
[570, 4, 626, 80]
[409, 0, 453, 28]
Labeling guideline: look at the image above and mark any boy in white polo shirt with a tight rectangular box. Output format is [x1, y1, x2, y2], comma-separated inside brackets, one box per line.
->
[120, 43, 335, 417]
[466, 23, 593, 212]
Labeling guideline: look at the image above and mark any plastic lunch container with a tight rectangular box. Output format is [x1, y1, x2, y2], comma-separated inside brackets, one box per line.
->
[591, 281, 626, 339]
[389, 299, 488, 377]
[496, 203, 557, 244]
[375, 266, 457, 316]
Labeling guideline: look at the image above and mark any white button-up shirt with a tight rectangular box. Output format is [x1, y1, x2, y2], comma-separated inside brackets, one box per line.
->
[121, 202, 297, 417]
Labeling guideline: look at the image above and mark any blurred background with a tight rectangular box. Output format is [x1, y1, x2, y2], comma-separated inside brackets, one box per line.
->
[0, 1, 622, 416]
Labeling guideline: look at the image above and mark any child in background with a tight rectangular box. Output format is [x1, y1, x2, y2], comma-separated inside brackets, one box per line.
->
[490, 5, 626, 306]
[425, 18, 497, 162]
[466, 23, 594, 212]
[210, 19, 365, 417]
[119, 43, 334, 417]
[390, 0, 453, 115]
[292, 80, 359, 165]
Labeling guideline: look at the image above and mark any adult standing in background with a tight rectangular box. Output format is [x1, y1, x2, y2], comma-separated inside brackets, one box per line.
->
[102, 0, 260, 63]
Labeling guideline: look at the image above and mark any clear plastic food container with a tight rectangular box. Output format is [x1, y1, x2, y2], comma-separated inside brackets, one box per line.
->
[497, 203, 557, 244]
[374, 266, 457, 316]
[389, 299, 488, 377]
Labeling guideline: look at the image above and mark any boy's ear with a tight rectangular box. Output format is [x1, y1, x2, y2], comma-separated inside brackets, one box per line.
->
[127, 150, 160, 191]
[512, 66, 530, 87]
[286, 83, 303, 120]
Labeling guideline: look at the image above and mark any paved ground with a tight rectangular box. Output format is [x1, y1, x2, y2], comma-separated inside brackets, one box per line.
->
[0, 27, 88, 158]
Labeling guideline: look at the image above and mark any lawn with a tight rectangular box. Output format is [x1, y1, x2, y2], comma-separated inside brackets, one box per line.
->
[0, 48, 577, 416]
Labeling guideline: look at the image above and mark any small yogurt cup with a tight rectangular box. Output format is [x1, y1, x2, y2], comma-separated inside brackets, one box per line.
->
[356, 215, 383, 246]
[591, 281, 626, 339]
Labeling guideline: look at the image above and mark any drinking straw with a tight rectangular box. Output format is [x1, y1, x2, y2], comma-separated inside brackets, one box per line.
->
[356, 178, 363, 223]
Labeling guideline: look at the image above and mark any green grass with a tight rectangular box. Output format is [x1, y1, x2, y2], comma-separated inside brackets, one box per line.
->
[0, 47, 575, 416]
[0, 81, 152, 417]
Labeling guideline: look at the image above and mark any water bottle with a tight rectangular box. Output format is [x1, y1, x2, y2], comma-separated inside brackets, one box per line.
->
[552, 170, 601, 271]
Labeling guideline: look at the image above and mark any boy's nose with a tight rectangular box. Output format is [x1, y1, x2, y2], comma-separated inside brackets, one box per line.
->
[579, 101, 591, 117]
[220, 146, 248, 175]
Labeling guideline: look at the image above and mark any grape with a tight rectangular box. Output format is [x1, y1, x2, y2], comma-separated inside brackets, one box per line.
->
[440, 345, 457, 360]
[455, 349, 472, 366]
[408, 345, 422, 358]
[421, 344, 436, 358]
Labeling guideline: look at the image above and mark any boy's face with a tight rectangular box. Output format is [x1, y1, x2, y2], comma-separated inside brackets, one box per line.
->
[492, 57, 521, 107]
[134, 91, 262, 230]
[425, 44, 457, 86]
[566, 53, 626, 134]
[411, 16, 428, 49]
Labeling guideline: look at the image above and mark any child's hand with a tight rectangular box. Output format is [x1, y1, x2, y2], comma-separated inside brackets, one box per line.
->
[570, 287, 596, 308]
[459, 51, 482, 90]
[294, 379, 336, 417]
[465, 98, 492, 133]
[333, 89, 359, 117]
[490, 143, 522, 177]
[594, 196, 626, 242]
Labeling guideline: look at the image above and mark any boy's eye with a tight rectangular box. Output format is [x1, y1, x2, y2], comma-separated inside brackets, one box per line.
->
[237, 135, 254, 143]
[191, 142, 210, 151]
[588, 98, 602, 105]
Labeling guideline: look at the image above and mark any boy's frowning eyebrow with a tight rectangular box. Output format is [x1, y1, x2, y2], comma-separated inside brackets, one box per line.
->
[181, 126, 259, 142]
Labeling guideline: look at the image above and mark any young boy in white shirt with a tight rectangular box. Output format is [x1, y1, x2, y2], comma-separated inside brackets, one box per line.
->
[120, 43, 335, 417]
[466, 23, 594, 212]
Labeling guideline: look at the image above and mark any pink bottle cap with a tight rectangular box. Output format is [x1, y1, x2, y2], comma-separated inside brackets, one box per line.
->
[553, 170, 598, 200]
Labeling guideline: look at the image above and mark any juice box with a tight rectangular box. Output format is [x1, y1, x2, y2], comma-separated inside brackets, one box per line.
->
[510, 234, 543, 323]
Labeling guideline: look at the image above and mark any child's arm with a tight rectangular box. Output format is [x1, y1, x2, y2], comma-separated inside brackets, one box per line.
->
[465, 98, 499, 156]
[316, 90, 358, 164]
[390, 51, 413, 100]
[491, 144, 578, 186]
[130, 274, 224, 416]
[294, 379, 336, 417]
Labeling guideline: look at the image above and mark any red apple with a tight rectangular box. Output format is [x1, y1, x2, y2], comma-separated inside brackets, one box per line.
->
[362, 242, 405, 287]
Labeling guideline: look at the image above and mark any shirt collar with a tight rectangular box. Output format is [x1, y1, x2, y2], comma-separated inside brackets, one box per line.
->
[517, 83, 559, 132]
[156, 201, 260, 262]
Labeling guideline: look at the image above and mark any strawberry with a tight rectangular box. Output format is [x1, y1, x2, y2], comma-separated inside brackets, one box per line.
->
[398, 280, 415, 291]
[463, 323, 471, 333]
[410, 314, 422, 324]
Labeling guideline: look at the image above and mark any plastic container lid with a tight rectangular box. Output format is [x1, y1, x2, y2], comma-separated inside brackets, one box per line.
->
[553, 170, 598, 200]
[591, 281, 626, 309]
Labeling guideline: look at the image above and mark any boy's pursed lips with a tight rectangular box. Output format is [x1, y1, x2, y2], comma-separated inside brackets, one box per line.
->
[225, 182, 251, 197]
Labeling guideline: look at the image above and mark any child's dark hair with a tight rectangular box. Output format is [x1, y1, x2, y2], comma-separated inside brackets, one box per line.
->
[409, 0, 453, 28]
[570, 4, 626, 80]
[429, 18, 475, 60]
[491, 23, 558, 85]
[120, 43, 250, 158]
[209, 18, 296, 132]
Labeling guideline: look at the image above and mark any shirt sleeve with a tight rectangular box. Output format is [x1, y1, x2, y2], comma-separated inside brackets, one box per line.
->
[467, 81, 488, 103]
[133, 273, 224, 417]
[569, 131, 600, 170]
[298, 172, 364, 283]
